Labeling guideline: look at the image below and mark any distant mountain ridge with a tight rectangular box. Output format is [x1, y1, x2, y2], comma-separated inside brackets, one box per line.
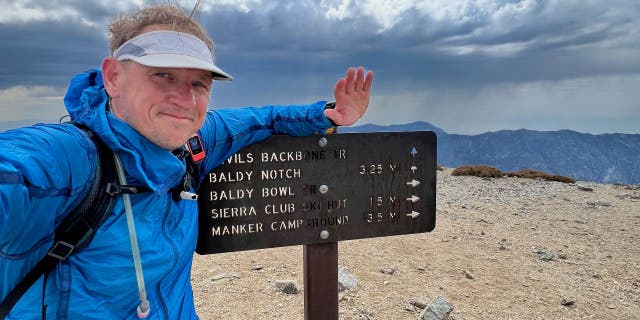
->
[2, 120, 638, 184]
[340, 122, 640, 184]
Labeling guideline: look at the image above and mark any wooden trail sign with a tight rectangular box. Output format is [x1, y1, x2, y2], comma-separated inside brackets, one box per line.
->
[196, 131, 437, 254]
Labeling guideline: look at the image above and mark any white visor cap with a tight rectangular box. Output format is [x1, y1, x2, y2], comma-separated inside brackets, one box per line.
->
[113, 30, 232, 81]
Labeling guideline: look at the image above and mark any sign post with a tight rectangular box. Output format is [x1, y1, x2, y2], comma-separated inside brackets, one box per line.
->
[303, 241, 338, 320]
[196, 131, 437, 318]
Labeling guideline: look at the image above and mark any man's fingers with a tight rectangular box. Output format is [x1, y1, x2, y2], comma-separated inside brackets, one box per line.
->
[354, 67, 365, 91]
[344, 67, 356, 94]
[334, 78, 346, 100]
[363, 70, 374, 92]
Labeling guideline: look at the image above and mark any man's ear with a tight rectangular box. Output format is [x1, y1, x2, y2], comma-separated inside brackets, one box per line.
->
[102, 57, 121, 98]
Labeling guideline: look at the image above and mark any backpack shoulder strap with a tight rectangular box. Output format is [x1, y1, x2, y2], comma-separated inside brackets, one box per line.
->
[0, 123, 118, 318]
[54, 123, 119, 251]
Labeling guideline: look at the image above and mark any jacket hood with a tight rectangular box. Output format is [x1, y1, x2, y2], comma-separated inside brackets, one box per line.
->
[64, 68, 185, 193]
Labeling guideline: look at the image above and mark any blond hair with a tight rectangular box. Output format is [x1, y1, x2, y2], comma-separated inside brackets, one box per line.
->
[107, 4, 214, 56]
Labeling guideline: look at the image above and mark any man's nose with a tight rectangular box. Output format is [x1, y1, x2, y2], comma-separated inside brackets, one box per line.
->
[168, 82, 196, 108]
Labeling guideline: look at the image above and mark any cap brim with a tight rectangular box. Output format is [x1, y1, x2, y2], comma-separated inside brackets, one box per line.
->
[127, 54, 233, 81]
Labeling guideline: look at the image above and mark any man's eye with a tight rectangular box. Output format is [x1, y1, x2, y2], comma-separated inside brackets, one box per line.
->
[153, 72, 170, 78]
[192, 81, 209, 90]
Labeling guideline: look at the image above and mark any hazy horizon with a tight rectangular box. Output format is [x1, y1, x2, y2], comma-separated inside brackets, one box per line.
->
[2, 118, 638, 137]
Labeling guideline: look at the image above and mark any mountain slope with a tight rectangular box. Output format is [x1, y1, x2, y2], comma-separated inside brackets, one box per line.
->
[342, 122, 640, 184]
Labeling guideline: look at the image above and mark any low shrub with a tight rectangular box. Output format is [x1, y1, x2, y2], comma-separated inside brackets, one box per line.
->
[451, 165, 502, 178]
[504, 169, 575, 184]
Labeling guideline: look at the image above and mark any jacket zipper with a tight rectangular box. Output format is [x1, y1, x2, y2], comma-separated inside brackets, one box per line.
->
[156, 196, 179, 319]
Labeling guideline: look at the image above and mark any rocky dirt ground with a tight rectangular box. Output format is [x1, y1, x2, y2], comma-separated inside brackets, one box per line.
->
[191, 168, 640, 319]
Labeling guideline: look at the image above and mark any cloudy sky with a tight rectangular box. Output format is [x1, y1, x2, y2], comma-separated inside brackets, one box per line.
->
[1, 0, 639, 134]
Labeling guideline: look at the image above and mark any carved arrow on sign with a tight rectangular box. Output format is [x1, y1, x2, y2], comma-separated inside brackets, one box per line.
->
[407, 195, 420, 203]
[406, 211, 421, 219]
[406, 179, 421, 187]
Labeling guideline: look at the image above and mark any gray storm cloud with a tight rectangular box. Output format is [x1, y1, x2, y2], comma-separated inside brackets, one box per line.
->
[0, 0, 638, 133]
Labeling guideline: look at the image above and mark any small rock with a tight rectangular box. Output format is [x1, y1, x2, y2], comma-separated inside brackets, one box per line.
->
[578, 185, 594, 191]
[463, 270, 474, 279]
[419, 296, 454, 320]
[561, 298, 575, 307]
[539, 253, 555, 262]
[405, 304, 417, 312]
[209, 273, 239, 282]
[251, 265, 264, 271]
[587, 201, 612, 207]
[535, 249, 555, 262]
[338, 266, 358, 291]
[409, 299, 428, 309]
[275, 280, 299, 294]
[357, 310, 374, 319]
[380, 267, 396, 275]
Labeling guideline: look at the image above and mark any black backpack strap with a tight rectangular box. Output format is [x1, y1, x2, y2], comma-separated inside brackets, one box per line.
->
[53, 124, 120, 252]
[0, 124, 118, 318]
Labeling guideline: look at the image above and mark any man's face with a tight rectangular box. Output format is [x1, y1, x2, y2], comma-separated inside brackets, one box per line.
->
[109, 61, 213, 150]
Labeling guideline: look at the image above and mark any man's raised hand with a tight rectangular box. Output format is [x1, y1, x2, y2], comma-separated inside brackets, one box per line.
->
[324, 66, 374, 126]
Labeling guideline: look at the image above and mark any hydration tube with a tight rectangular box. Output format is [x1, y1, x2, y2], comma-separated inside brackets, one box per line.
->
[113, 153, 150, 318]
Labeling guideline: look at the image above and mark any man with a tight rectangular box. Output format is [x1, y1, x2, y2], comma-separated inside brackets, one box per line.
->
[0, 4, 373, 320]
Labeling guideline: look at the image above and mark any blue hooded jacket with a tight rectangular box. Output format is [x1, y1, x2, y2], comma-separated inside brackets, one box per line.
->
[0, 69, 332, 319]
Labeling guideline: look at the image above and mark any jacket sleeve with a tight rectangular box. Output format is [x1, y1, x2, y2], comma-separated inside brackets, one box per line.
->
[198, 101, 333, 174]
[0, 124, 95, 300]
